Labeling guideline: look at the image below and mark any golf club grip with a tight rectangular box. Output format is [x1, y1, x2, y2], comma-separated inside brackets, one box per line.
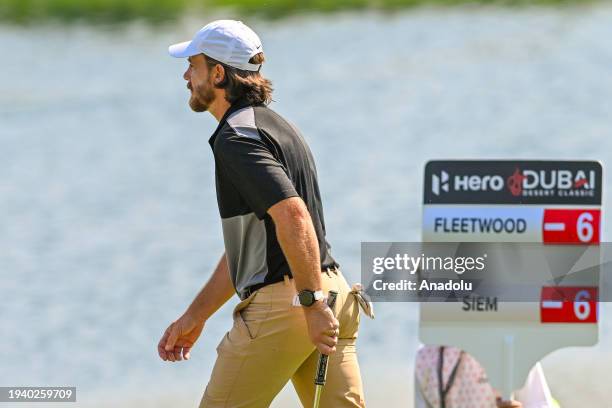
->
[314, 290, 338, 385]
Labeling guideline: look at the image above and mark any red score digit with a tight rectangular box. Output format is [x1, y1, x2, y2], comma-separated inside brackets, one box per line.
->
[541, 287, 598, 323]
[542, 209, 600, 244]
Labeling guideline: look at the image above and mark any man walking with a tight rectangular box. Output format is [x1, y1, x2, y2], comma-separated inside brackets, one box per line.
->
[158, 20, 365, 407]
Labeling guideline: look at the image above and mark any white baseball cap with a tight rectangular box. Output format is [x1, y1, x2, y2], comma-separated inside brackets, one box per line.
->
[168, 20, 263, 72]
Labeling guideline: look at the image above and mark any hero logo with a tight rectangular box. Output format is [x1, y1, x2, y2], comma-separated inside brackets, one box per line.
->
[432, 171, 504, 195]
[432, 171, 449, 195]
[507, 168, 596, 197]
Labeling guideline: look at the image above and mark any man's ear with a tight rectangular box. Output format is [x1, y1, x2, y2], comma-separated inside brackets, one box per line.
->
[214, 64, 225, 85]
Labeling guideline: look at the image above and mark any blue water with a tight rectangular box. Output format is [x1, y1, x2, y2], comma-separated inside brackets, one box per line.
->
[1, 5, 612, 407]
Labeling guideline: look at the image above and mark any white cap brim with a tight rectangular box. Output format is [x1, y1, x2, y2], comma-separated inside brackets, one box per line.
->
[168, 40, 198, 58]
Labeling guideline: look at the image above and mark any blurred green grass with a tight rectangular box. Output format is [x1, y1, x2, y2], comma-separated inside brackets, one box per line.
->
[0, 0, 189, 23]
[0, 0, 598, 24]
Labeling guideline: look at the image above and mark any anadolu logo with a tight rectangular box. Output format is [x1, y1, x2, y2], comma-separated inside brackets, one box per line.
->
[506, 168, 596, 197]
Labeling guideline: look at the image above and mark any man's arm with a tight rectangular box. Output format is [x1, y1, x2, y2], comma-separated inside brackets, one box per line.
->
[158, 253, 235, 362]
[185, 252, 235, 321]
[268, 196, 339, 355]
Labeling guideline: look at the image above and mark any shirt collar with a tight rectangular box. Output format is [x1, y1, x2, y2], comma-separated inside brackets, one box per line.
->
[208, 98, 254, 149]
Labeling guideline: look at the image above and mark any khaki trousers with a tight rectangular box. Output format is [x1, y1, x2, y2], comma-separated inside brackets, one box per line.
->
[200, 269, 365, 408]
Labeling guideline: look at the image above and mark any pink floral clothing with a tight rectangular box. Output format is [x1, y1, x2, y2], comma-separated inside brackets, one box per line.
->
[415, 345, 499, 408]
[415, 345, 556, 408]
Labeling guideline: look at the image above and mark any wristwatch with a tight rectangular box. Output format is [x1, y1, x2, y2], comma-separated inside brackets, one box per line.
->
[298, 289, 324, 307]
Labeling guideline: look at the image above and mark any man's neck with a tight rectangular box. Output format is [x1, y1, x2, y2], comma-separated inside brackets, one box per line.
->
[208, 96, 231, 122]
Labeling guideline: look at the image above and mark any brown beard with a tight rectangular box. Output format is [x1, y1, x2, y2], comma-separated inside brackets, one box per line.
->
[189, 79, 215, 112]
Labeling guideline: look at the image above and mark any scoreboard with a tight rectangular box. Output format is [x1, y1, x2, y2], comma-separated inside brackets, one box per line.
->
[418, 160, 603, 398]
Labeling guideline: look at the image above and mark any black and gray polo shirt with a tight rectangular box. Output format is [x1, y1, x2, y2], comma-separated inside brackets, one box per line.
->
[209, 99, 338, 298]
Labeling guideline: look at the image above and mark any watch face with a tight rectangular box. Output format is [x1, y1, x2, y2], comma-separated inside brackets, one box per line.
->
[298, 290, 314, 306]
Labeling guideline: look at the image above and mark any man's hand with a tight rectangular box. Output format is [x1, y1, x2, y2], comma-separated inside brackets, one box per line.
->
[303, 300, 339, 355]
[496, 397, 522, 408]
[158, 313, 205, 362]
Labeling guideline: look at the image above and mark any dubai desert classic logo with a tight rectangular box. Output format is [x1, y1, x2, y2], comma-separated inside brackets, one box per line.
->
[506, 168, 595, 197]
[432, 167, 596, 198]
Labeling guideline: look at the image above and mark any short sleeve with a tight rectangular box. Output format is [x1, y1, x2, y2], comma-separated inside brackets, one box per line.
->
[215, 131, 299, 219]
